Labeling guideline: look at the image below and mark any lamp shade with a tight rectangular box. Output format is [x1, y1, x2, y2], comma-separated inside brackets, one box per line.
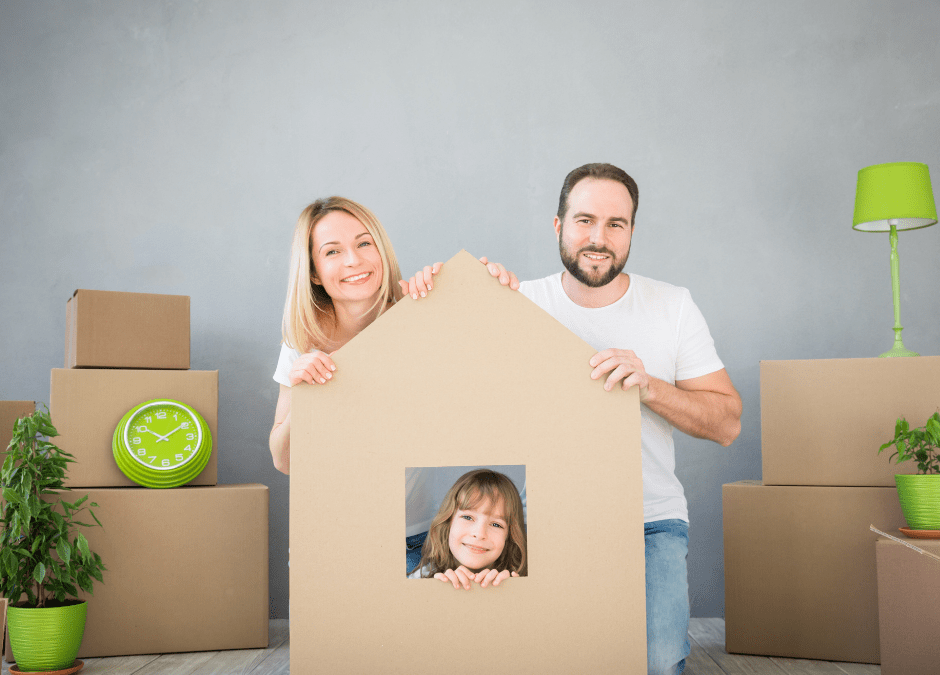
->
[853, 162, 937, 232]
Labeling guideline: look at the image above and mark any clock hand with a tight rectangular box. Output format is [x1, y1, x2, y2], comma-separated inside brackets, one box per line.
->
[137, 426, 166, 441]
[154, 424, 185, 442]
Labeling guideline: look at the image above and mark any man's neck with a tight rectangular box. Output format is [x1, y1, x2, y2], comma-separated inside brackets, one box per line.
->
[560, 271, 631, 308]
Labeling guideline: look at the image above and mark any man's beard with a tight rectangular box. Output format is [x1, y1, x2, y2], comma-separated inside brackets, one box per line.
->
[559, 238, 629, 288]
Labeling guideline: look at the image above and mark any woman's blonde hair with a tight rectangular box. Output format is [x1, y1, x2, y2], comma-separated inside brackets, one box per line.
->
[412, 469, 527, 578]
[281, 196, 403, 353]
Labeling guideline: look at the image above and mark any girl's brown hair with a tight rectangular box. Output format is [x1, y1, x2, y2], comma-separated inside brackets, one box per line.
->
[412, 469, 527, 578]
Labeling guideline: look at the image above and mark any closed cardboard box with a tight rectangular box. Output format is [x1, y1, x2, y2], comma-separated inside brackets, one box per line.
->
[50, 369, 217, 487]
[761, 357, 940, 486]
[1, 401, 35, 457]
[66, 289, 190, 369]
[876, 538, 940, 675]
[5, 485, 269, 661]
[723, 480, 905, 664]
[292, 251, 647, 675]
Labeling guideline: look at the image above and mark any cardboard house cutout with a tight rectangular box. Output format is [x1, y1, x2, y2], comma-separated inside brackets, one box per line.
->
[291, 250, 645, 674]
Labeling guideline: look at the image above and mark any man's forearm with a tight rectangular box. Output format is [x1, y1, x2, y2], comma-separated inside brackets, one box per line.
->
[643, 377, 742, 447]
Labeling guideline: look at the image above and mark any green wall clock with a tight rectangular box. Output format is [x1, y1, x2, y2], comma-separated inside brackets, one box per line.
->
[112, 399, 212, 488]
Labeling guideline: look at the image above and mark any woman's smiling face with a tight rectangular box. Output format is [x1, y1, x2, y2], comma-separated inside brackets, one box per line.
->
[447, 495, 508, 571]
[310, 210, 383, 304]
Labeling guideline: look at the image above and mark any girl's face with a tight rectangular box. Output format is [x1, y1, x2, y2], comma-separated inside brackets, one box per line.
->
[310, 210, 384, 304]
[447, 496, 509, 571]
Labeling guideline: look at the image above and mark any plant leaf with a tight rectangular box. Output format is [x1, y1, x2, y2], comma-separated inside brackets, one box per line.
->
[56, 538, 71, 564]
[33, 562, 46, 584]
[75, 533, 90, 561]
[76, 571, 92, 594]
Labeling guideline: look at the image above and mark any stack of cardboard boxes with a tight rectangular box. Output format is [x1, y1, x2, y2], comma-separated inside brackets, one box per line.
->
[724, 356, 940, 664]
[3, 289, 269, 661]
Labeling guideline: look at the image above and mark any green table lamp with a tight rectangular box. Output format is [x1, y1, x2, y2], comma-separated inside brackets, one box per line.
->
[853, 162, 937, 357]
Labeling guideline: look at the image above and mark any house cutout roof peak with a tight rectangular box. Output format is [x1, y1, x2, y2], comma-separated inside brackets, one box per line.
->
[336, 248, 599, 369]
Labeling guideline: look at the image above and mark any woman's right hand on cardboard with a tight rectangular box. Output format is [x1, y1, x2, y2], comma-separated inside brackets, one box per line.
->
[400, 262, 443, 300]
[288, 350, 336, 385]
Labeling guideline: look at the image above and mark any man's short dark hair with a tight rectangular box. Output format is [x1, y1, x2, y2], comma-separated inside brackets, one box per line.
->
[556, 163, 639, 225]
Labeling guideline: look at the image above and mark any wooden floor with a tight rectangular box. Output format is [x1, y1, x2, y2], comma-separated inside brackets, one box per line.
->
[2, 618, 881, 674]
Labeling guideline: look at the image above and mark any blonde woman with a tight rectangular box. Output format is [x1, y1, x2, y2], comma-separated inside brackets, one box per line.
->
[269, 196, 518, 474]
[270, 197, 406, 473]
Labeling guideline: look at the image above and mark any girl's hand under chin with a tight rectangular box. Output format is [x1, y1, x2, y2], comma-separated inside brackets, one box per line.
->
[434, 565, 476, 590]
[434, 566, 519, 590]
[474, 568, 519, 588]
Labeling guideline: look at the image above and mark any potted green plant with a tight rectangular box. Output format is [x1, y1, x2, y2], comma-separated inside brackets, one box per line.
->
[879, 411, 940, 530]
[1, 406, 106, 672]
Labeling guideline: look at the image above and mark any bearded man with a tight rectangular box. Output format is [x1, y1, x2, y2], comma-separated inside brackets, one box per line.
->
[518, 163, 742, 675]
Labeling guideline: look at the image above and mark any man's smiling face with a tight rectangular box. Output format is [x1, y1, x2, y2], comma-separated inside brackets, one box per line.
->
[555, 177, 634, 288]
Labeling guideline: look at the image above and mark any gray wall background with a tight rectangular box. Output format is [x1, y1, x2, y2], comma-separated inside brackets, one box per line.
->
[2, 1, 939, 620]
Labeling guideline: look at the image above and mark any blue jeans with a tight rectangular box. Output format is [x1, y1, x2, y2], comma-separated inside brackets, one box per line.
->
[406, 532, 427, 575]
[645, 519, 691, 675]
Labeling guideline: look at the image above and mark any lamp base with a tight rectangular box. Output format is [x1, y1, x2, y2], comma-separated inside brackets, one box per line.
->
[879, 332, 919, 358]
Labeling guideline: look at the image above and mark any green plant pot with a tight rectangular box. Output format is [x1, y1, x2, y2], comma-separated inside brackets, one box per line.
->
[7, 600, 87, 672]
[895, 474, 940, 530]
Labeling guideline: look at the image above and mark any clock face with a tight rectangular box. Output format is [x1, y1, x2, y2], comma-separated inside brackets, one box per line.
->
[123, 401, 203, 471]
[113, 399, 212, 488]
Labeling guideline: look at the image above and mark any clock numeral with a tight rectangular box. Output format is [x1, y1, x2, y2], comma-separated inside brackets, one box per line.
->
[184, 444, 192, 453]
[137, 449, 146, 456]
[175, 454, 184, 462]
[173, 413, 179, 421]
[162, 459, 170, 467]
[180, 422, 191, 429]
[132, 437, 141, 445]
[148, 456, 156, 464]
[145, 416, 152, 423]
[156, 412, 167, 420]
[186, 433, 195, 441]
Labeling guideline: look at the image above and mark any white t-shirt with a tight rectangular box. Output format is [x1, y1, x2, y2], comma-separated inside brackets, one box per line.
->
[273, 343, 304, 387]
[273, 344, 527, 534]
[519, 272, 724, 524]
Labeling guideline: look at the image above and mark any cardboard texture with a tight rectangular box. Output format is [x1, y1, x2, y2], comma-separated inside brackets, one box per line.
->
[1, 401, 35, 460]
[66, 289, 190, 369]
[4, 485, 269, 661]
[49, 369, 218, 487]
[760, 357, 940, 486]
[723, 481, 906, 663]
[876, 538, 940, 675]
[291, 250, 646, 675]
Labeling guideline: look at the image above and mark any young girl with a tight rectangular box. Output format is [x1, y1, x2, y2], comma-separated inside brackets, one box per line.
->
[409, 469, 527, 589]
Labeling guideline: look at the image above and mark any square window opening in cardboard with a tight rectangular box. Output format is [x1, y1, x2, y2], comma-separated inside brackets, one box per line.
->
[291, 251, 646, 675]
[406, 464, 527, 577]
